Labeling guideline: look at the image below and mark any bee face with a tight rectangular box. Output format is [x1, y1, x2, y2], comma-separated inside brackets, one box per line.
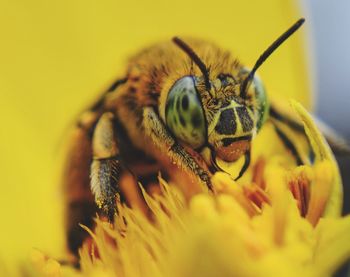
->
[165, 71, 266, 163]
[207, 97, 255, 162]
[207, 73, 269, 162]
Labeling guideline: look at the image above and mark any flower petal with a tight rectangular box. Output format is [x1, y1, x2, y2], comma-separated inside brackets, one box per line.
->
[290, 100, 343, 217]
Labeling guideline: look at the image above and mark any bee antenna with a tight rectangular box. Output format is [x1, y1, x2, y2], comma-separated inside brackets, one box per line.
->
[240, 18, 305, 98]
[173, 37, 211, 90]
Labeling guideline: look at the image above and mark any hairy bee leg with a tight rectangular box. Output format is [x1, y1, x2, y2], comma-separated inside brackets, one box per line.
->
[63, 113, 99, 257]
[234, 151, 251, 181]
[91, 112, 124, 221]
[273, 124, 303, 166]
[90, 158, 124, 221]
[142, 107, 213, 190]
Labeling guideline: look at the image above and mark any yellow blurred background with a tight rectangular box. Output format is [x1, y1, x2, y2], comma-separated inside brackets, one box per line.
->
[0, 0, 309, 273]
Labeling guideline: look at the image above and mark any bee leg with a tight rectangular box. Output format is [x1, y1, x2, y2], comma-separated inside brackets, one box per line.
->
[63, 111, 102, 257]
[91, 112, 124, 221]
[142, 107, 213, 190]
[234, 151, 251, 181]
[273, 123, 303, 166]
[270, 106, 312, 163]
[270, 106, 304, 133]
[271, 105, 350, 156]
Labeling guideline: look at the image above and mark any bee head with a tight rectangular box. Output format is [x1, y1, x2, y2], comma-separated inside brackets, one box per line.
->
[166, 38, 267, 163]
[164, 71, 267, 163]
[167, 18, 304, 164]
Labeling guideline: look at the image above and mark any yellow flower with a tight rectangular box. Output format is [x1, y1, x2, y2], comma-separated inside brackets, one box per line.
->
[30, 102, 350, 277]
[0, 1, 340, 276]
[0, 3, 310, 271]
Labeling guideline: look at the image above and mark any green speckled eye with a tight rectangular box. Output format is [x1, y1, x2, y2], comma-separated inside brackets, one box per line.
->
[240, 68, 269, 132]
[251, 75, 269, 131]
[165, 76, 206, 149]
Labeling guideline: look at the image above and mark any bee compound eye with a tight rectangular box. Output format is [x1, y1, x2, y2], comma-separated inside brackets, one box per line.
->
[165, 76, 206, 149]
[251, 75, 269, 131]
[239, 68, 269, 130]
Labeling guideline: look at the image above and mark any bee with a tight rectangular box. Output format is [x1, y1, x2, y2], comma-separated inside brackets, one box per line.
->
[64, 19, 307, 255]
